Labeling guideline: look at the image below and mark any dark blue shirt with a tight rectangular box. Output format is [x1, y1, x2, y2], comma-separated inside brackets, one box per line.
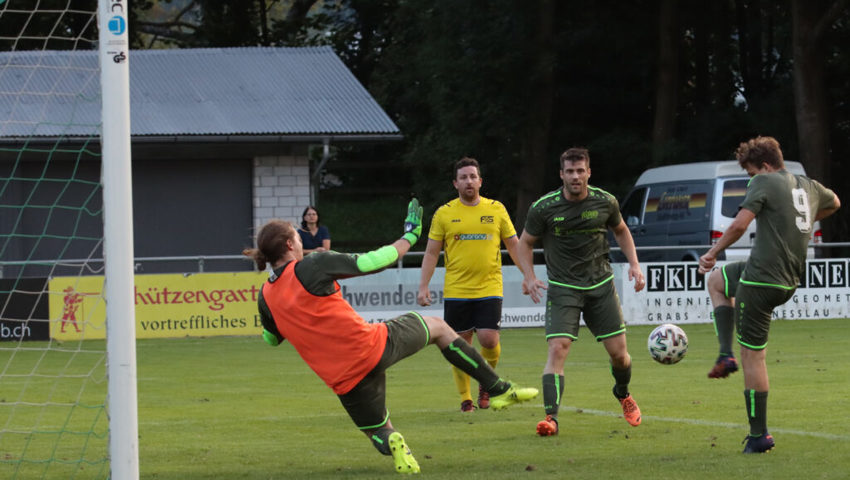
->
[298, 226, 330, 250]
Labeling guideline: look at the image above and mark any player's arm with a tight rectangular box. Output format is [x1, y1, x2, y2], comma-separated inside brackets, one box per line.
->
[698, 207, 755, 274]
[352, 197, 423, 274]
[518, 230, 546, 303]
[610, 219, 645, 292]
[814, 192, 841, 222]
[300, 199, 424, 282]
[502, 234, 524, 275]
[258, 293, 285, 346]
[417, 238, 443, 306]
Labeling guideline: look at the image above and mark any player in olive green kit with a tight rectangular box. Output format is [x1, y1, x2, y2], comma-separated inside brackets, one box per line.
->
[516, 148, 646, 436]
[699, 136, 840, 453]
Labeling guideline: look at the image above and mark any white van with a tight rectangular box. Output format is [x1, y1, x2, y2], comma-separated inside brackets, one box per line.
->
[613, 161, 821, 262]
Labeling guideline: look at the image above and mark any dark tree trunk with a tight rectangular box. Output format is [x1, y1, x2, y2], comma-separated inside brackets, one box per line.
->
[791, 0, 848, 240]
[515, 0, 556, 227]
[652, 0, 680, 162]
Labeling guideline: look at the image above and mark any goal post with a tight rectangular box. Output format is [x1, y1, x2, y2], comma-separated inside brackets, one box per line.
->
[98, 1, 139, 479]
[0, 1, 138, 478]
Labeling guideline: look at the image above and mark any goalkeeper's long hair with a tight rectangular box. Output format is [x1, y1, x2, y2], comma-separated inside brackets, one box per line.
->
[243, 219, 297, 270]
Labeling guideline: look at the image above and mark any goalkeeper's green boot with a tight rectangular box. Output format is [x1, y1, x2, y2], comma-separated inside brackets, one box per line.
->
[490, 383, 539, 410]
[388, 432, 420, 474]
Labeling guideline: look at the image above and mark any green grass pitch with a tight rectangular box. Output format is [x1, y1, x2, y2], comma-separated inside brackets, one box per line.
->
[5, 319, 848, 478]
[131, 318, 850, 479]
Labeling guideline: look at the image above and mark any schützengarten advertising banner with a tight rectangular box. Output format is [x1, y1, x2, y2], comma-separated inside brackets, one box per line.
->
[49, 271, 268, 341]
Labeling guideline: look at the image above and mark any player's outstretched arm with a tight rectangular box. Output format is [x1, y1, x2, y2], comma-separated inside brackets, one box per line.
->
[355, 197, 424, 274]
[417, 238, 442, 306]
[518, 230, 546, 303]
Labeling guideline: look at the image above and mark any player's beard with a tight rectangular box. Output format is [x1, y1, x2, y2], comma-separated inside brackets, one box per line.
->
[459, 186, 479, 204]
[564, 181, 585, 196]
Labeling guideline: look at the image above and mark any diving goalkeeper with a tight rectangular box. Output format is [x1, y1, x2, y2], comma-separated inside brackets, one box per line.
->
[243, 198, 538, 475]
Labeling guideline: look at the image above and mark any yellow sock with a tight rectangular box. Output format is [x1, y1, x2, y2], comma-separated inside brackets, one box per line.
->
[481, 342, 501, 369]
[452, 366, 472, 401]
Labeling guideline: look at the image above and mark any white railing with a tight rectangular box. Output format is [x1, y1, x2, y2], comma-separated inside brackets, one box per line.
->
[2, 242, 849, 277]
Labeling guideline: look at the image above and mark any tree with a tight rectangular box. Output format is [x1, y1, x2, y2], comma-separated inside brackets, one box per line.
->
[651, 0, 680, 163]
[791, 0, 849, 242]
[791, 0, 847, 181]
[131, 0, 321, 48]
[0, 0, 99, 50]
[121, 0, 849, 245]
[515, 0, 556, 225]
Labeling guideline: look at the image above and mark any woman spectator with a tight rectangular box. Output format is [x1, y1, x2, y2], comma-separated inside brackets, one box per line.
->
[297, 206, 331, 254]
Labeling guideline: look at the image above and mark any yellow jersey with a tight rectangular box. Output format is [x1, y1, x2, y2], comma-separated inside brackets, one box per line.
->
[428, 196, 517, 299]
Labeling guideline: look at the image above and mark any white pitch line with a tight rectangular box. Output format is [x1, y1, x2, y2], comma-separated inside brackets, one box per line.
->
[556, 405, 850, 441]
[244, 402, 849, 441]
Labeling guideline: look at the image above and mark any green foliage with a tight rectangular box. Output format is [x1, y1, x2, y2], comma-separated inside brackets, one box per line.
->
[0, 0, 99, 50]
[126, 319, 850, 479]
[192, 1, 265, 47]
[319, 192, 412, 252]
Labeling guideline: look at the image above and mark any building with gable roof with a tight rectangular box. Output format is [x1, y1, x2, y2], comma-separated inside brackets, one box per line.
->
[0, 46, 400, 274]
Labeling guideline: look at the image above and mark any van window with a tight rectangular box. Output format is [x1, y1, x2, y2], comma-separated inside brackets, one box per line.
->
[644, 182, 710, 224]
[721, 179, 748, 218]
[620, 187, 646, 226]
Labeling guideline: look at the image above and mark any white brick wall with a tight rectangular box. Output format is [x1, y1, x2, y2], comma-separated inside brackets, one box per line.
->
[253, 155, 311, 229]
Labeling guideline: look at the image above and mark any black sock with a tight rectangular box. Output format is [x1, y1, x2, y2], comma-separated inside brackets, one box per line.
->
[713, 306, 735, 356]
[744, 390, 768, 436]
[369, 426, 394, 456]
[440, 338, 508, 395]
[542, 373, 564, 418]
[611, 363, 631, 399]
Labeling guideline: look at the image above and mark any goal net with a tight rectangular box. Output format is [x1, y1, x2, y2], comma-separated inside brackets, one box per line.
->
[0, 2, 137, 479]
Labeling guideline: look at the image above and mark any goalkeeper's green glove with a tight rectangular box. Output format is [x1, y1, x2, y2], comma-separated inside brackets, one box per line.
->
[402, 197, 424, 246]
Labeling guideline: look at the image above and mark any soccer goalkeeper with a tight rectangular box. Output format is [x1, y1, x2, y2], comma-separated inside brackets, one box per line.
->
[243, 197, 538, 474]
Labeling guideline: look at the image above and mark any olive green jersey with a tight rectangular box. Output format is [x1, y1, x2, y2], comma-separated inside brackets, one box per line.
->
[524, 187, 622, 289]
[740, 169, 837, 289]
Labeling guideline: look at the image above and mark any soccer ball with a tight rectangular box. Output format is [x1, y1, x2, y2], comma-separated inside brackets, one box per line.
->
[647, 323, 688, 365]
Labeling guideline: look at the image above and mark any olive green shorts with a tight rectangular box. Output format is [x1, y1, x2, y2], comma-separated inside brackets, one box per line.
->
[337, 312, 429, 430]
[545, 279, 626, 342]
[718, 261, 746, 299]
[719, 261, 795, 350]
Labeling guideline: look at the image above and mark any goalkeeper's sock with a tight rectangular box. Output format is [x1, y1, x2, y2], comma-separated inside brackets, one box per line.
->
[441, 338, 509, 395]
[713, 306, 736, 356]
[744, 389, 769, 436]
[611, 363, 632, 399]
[451, 366, 472, 401]
[369, 426, 395, 456]
[480, 343, 501, 369]
[542, 373, 564, 417]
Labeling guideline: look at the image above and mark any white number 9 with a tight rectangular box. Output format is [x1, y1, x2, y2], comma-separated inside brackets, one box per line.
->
[792, 188, 811, 233]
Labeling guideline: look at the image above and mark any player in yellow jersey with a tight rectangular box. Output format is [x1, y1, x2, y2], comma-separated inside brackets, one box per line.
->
[417, 157, 526, 412]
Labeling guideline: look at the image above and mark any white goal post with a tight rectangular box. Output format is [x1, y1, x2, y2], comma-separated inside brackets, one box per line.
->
[98, 1, 139, 479]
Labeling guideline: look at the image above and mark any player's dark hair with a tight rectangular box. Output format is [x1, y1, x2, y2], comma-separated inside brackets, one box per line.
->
[454, 157, 481, 178]
[735, 136, 785, 170]
[560, 147, 590, 169]
[243, 220, 296, 270]
[300, 206, 320, 230]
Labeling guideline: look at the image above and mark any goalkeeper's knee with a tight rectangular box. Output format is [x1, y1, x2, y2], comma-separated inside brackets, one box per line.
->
[369, 426, 396, 456]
